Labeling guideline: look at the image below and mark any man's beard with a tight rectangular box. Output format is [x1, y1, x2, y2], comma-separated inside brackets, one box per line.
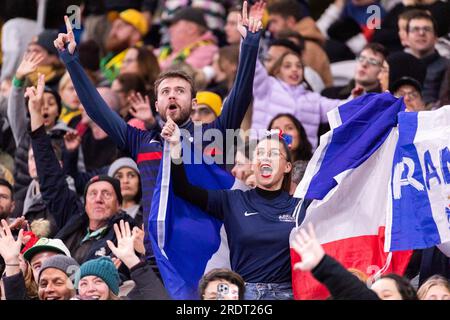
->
[105, 36, 130, 54]
[161, 107, 192, 126]
[0, 209, 10, 220]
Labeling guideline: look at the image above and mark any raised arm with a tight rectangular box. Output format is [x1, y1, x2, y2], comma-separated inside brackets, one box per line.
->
[27, 74, 82, 230]
[211, 1, 263, 133]
[107, 220, 170, 300]
[7, 52, 44, 146]
[291, 223, 379, 300]
[54, 16, 129, 150]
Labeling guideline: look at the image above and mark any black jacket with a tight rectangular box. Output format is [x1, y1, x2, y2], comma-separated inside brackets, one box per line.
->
[311, 254, 380, 300]
[30, 125, 137, 264]
[126, 260, 170, 300]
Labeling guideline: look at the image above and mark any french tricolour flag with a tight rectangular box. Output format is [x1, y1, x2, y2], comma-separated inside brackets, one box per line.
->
[386, 105, 450, 251]
[290, 93, 413, 300]
[148, 142, 243, 300]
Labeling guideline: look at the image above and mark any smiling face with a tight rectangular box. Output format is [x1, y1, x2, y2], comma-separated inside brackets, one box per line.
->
[155, 77, 195, 124]
[78, 275, 110, 300]
[407, 18, 437, 58]
[38, 268, 74, 300]
[252, 139, 292, 191]
[41, 92, 60, 128]
[275, 53, 303, 86]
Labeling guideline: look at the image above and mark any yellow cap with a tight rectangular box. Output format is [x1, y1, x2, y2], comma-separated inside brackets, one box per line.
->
[119, 9, 149, 36]
[196, 91, 222, 117]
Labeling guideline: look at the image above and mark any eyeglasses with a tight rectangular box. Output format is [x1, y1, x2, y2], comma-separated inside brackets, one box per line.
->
[409, 26, 433, 34]
[86, 190, 114, 201]
[256, 148, 287, 159]
[356, 55, 382, 67]
[396, 90, 420, 100]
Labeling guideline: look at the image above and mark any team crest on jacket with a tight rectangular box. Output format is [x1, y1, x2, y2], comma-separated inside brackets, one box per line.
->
[278, 214, 296, 223]
[95, 247, 106, 257]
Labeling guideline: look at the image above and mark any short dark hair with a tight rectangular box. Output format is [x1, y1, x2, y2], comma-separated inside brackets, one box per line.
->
[406, 10, 438, 36]
[277, 30, 306, 53]
[268, 38, 302, 54]
[361, 42, 388, 60]
[267, 0, 303, 22]
[0, 178, 13, 197]
[380, 274, 418, 300]
[198, 268, 245, 300]
[154, 70, 196, 99]
[115, 73, 147, 96]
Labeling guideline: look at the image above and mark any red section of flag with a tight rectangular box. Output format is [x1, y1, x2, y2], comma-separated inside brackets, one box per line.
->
[136, 151, 162, 163]
[291, 227, 412, 300]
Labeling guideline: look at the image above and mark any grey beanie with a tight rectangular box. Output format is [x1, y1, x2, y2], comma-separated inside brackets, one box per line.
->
[38, 255, 80, 282]
[107, 157, 139, 177]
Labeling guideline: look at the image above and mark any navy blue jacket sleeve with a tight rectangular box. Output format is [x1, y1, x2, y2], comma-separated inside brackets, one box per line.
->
[205, 31, 261, 134]
[30, 125, 83, 231]
[62, 148, 108, 194]
[312, 254, 380, 300]
[59, 49, 129, 151]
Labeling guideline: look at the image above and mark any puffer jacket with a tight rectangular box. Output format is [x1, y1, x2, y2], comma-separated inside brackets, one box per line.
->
[251, 59, 342, 149]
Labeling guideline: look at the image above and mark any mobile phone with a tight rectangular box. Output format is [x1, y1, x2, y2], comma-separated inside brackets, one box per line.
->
[217, 283, 229, 300]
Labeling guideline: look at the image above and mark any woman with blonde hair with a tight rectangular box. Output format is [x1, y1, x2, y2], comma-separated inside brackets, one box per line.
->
[417, 275, 450, 300]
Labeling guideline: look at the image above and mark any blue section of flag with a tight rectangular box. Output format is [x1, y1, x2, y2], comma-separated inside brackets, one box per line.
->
[148, 143, 234, 300]
[305, 93, 405, 200]
[389, 111, 440, 250]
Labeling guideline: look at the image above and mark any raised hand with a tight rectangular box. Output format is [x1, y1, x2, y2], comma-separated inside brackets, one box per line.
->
[161, 116, 181, 147]
[290, 223, 325, 272]
[106, 220, 141, 269]
[15, 52, 45, 80]
[237, 1, 265, 39]
[64, 131, 82, 152]
[0, 219, 23, 265]
[24, 73, 45, 115]
[132, 225, 146, 255]
[128, 92, 155, 125]
[54, 15, 77, 54]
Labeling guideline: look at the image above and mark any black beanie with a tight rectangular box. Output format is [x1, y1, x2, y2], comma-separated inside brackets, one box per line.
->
[387, 52, 427, 93]
[35, 30, 60, 56]
[84, 175, 123, 204]
[44, 86, 62, 115]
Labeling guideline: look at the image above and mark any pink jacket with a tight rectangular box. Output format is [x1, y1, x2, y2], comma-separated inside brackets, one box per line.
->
[158, 31, 219, 70]
[251, 59, 341, 149]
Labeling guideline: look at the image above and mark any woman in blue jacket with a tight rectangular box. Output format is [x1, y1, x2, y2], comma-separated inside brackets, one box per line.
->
[161, 116, 300, 300]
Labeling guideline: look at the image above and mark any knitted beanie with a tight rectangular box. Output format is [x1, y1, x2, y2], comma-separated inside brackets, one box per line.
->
[38, 255, 80, 282]
[75, 257, 120, 295]
[83, 175, 123, 204]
